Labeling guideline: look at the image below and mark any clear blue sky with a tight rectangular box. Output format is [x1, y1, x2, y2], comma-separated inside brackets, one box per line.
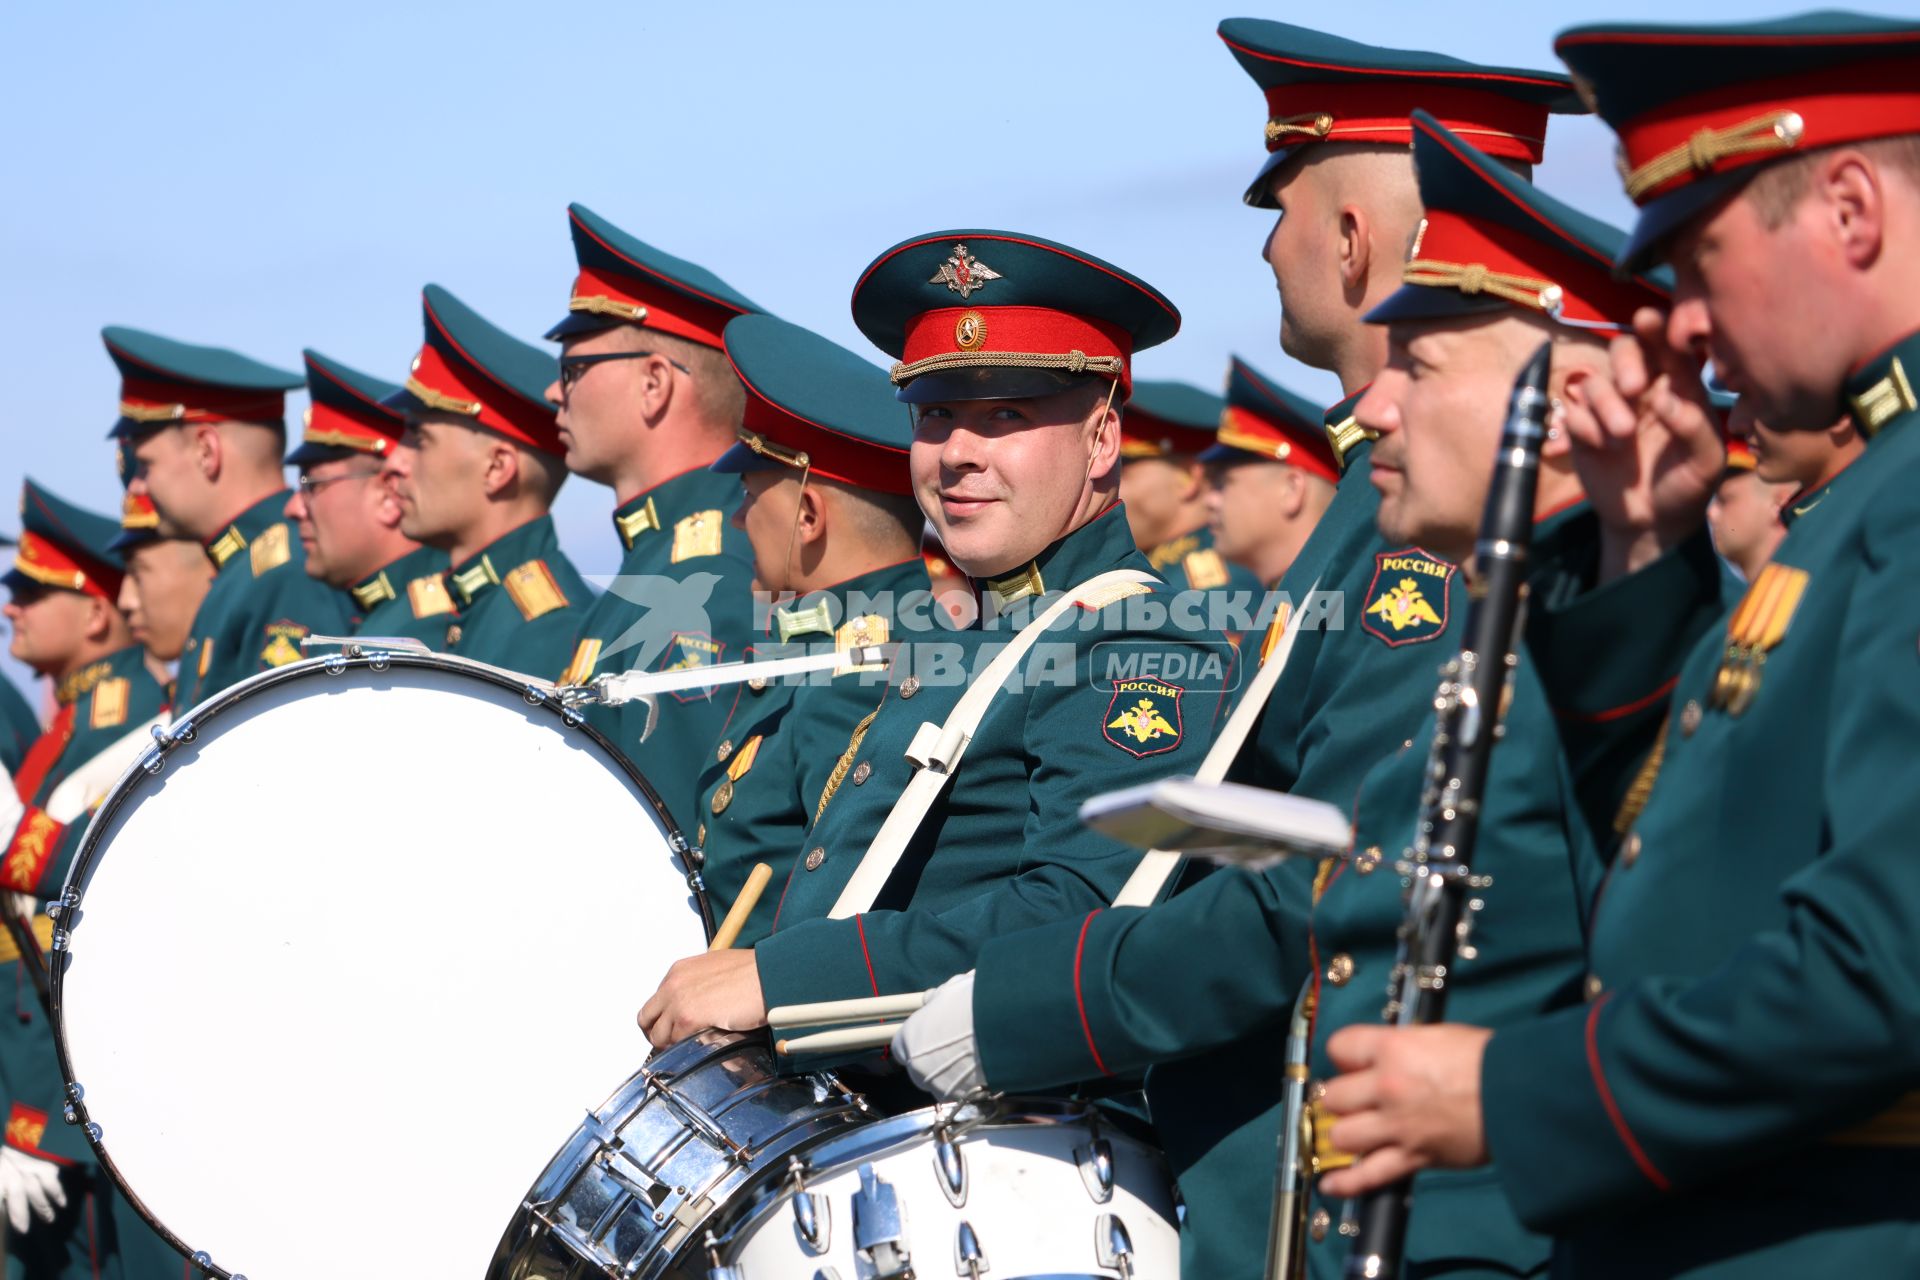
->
[1, 1, 1901, 701]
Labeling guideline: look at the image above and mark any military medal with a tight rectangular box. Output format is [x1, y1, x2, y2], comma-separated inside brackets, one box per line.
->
[1709, 563, 1809, 716]
[710, 735, 763, 815]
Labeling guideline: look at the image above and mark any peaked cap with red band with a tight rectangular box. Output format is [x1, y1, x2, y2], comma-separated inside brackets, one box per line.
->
[1202, 357, 1341, 484]
[6, 479, 125, 603]
[713, 314, 914, 495]
[547, 203, 764, 346]
[1369, 111, 1673, 333]
[851, 229, 1179, 405]
[389, 284, 564, 456]
[1121, 380, 1228, 459]
[109, 439, 162, 553]
[1219, 18, 1584, 209]
[287, 349, 405, 467]
[1556, 12, 1920, 267]
[103, 326, 303, 439]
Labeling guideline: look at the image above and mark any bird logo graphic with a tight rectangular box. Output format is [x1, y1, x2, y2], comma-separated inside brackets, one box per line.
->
[1360, 550, 1455, 647]
[1365, 578, 1442, 632]
[930, 244, 1003, 299]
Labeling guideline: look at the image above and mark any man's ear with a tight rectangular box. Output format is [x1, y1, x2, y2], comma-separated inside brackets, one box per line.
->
[372, 471, 408, 529]
[194, 423, 224, 482]
[1178, 458, 1207, 502]
[482, 440, 522, 499]
[83, 593, 115, 643]
[636, 353, 679, 422]
[1279, 465, 1307, 519]
[1338, 201, 1374, 301]
[1822, 148, 1886, 273]
[793, 482, 827, 547]
[1087, 391, 1124, 483]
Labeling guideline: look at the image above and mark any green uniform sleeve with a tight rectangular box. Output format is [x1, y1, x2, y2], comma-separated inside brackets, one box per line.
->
[1485, 488, 1920, 1229]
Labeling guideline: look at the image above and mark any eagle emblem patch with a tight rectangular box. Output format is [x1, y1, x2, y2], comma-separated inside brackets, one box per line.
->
[1360, 549, 1454, 647]
[655, 631, 725, 704]
[1103, 679, 1185, 758]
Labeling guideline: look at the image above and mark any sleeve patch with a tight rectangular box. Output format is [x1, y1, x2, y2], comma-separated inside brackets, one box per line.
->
[503, 560, 569, 621]
[90, 677, 130, 730]
[1360, 548, 1455, 647]
[407, 574, 457, 619]
[249, 523, 293, 577]
[671, 510, 725, 563]
[655, 632, 725, 704]
[3, 1104, 70, 1166]
[261, 622, 308, 668]
[1182, 549, 1230, 591]
[1, 809, 62, 892]
[1102, 678, 1185, 758]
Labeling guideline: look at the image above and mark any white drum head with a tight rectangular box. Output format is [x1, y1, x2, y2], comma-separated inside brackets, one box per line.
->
[56, 655, 707, 1279]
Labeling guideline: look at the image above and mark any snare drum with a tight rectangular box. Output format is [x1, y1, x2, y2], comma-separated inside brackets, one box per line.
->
[52, 651, 710, 1280]
[493, 1030, 1183, 1280]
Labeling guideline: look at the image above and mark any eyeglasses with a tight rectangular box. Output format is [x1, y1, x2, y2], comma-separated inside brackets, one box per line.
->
[296, 467, 382, 496]
[558, 350, 691, 395]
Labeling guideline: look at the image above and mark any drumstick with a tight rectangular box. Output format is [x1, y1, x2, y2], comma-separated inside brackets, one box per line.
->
[708, 863, 774, 951]
[765, 990, 929, 1029]
[776, 1022, 901, 1056]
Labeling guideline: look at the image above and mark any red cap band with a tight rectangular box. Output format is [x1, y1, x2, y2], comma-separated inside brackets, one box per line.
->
[1260, 81, 1550, 163]
[13, 531, 121, 601]
[1411, 206, 1666, 329]
[117, 375, 285, 426]
[1216, 406, 1340, 483]
[738, 396, 914, 495]
[899, 306, 1135, 396]
[1120, 417, 1217, 458]
[405, 341, 562, 456]
[565, 262, 740, 349]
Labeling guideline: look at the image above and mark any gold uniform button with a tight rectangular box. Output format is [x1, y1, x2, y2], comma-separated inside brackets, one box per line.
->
[1356, 846, 1382, 875]
[852, 761, 871, 785]
[710, 779, 734, 815]
[805, 847, 826, 872]
[900, 675, 921, 699]
[1310, 1208, 1331, 1243]
[1585, 973, 1604, 1001]
[1326, 953, 1355, 986]
[1680, 699, 1703, 737]
[716, 738, 734, 763]
[1620, 831, 1642, 867]
[748, 676, 769, 693]
[696, 822, 706, 846]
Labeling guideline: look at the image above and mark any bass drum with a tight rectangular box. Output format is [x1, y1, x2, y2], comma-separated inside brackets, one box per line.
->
[51, 650, 710, 1280]
[493, 1030, 1182, 1280]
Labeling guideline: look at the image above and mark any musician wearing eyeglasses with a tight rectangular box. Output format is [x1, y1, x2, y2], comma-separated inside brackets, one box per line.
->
[388, 285, 589, 676]
[283, 349, 452, 646]
[540, 205, 762, 831]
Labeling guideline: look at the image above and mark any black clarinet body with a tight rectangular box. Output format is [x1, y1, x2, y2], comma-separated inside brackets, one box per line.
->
[1343, 341, 1553, 1279]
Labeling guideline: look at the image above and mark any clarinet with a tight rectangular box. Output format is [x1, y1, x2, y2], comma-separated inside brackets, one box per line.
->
[1342, 341, 1552, 1279]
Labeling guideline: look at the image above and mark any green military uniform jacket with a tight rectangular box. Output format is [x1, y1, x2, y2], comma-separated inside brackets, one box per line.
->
[349, 544, 456, 646]
[754, 505, 1234, 1019]
[178, 491, 353, 708]
[560, 469, 756, 834]
[1145, 523, 1267, 646]
[443, 515, 591, 676]
[0, 679, 38, 775]
[967, 399, 1592, 1279]
[1480, 336, 1920, 1276]
[692, 557, 930, 948]
[0, 645, 182, 1279]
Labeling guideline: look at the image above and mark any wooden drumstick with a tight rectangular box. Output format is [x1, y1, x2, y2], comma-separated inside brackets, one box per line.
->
[765, 990, 930, 1028]
[708, 863, 773, 951]
[776, 1022, 902, 1056]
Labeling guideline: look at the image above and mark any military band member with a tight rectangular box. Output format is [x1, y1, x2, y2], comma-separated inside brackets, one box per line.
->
[0, 588, 40, 776]
[691, 312, 931, 948]
[546, 205, 760, 830]
[1200, 356, 1339, 588]
[1320, 16, 1920, 1276]
[0, 481, 176, 1279]
[1735, 393, 1866, 530]
[285, 349, 452, 644]
[114, 489, 214, 702]
[389, 285, 588, 674]
[638, 229, 1234, 1049]
[888, 26, 1589, 1278]
[1119, 378, 1264, 600]
[111, 326, 353, 707]
[1706, 433, 1795, 580]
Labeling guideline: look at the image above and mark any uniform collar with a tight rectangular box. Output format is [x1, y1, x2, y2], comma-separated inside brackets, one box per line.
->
[1779, 460, 1859, 529]
[53, 644, 146, 706]
[974, 503, 1142, 613]
[768, 556, 931, 642]
[446, 515, 557, 608]
[352, 544, 445, 610]
[614, 465, 741, 552]
[1146, 527, 1205, 571]
[1845, 328, 1920, 441]
[1322, 385, 1376, 477]
[206, 490, 291, 569]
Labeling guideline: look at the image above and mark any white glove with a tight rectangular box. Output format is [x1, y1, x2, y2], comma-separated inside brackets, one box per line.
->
[0, 1146, 67, 1233]
[892, 970, 984, 1101]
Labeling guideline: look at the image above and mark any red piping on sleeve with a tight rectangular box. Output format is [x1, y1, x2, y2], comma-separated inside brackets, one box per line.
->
[855, 914, 881, 997]
[1072, 910, 1112, 1076]
[1585, 994, 1672, 1191]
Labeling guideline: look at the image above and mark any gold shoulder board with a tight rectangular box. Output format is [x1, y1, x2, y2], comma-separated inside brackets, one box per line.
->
[249, 524, 292, 576]
[1079, 579, 1154, 612]
[1183, 549, 1230, 591]
[672, 510, 724, 563]
[407, 574, 457, 619]
[90, 677, 130, 730]
[503, 560, 570, 621]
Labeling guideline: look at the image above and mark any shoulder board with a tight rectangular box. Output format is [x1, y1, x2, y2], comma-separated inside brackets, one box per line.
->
[672, 510, 725, 563]
[249, 523, 293, 577]
[503, 560, 570, 621]
[1183, 548, 1230, 591]
[407, 574, 457, 619]
[89, 676, 131, 730]
[835, 614, 890, 673]
[1077, 579, 1155, 612]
